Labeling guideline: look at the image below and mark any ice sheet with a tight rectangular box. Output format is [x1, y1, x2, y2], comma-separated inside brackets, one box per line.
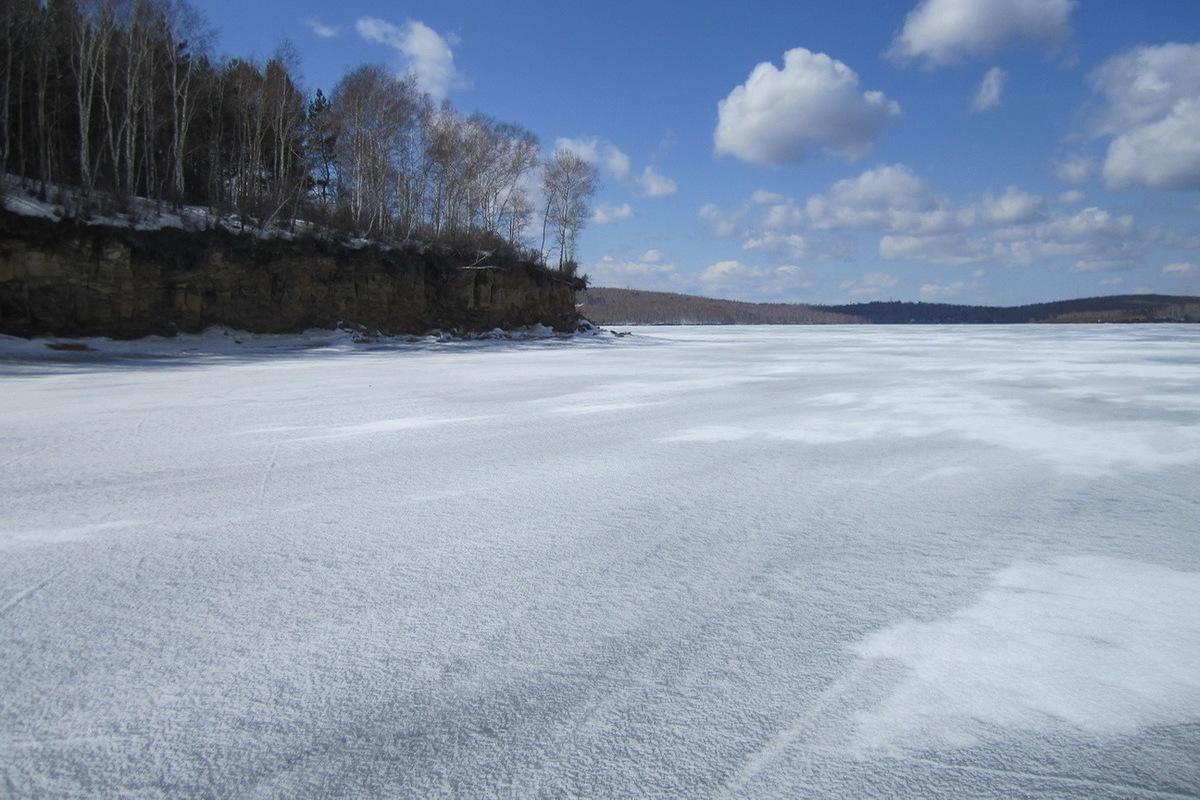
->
[1, 324, 1198, 797]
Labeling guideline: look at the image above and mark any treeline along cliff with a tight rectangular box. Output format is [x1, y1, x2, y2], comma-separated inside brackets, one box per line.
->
[0, 0, 598, 336]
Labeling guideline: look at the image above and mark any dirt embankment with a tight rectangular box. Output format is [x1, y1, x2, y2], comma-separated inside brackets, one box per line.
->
[0, 210, 580, 339]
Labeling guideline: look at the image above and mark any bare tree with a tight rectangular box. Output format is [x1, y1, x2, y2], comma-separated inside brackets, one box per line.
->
[163, 0, 211, 205]
[67, 0, 111, 196]
[259, 41, 306, 222]
[541, 149, 599, 273]
[472, 117, 539, 240]
[326, 65, 426, 236]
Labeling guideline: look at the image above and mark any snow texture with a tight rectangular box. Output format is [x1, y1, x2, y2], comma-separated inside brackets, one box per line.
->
[1, 324, 1198, 798]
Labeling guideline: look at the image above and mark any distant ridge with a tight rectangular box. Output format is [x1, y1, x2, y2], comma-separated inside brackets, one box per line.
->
[579, 287, 1200, 325]
[577, 288, 857, 325]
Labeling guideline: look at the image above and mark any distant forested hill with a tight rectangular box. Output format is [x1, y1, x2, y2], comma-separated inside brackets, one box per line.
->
[579, 287, 1200, 325]
[577, 288, 858, 324]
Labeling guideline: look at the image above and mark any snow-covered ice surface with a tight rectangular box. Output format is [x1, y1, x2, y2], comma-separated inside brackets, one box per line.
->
[1, 324, 1198, 798]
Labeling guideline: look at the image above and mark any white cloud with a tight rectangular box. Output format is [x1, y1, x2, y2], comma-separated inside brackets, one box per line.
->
[1032, 206, 1134, 243]
[881, 234, 993, 265]
[999, 207, 1137, 269]
[841, 272, 899, 297]
[709, 166, 1143, 275]
[920, 281, 969, 297]
[554, 137, 631, 182]
[637, 166, 678, 198]
[1070, 259, 1135, 274]
[592, 203, 635, 224]
[355, 18, 469, 100]
[714, 48, 900, 165]
[1092, 43, 1200, 190]
[805, 164, 959, 234]
[701, 260, 764, 283]
[698, 260, 812, 300]
[881, 202, 1137, 269]
[889, 0, 1076, 67]
[699, 193, 844, 260]
[749, 190, 789, 205]
[590, 253, 678, 283]
[1053, 153, 1095, 184]
[797, 165, 1137, 270]
[760, 202, 805, 231]
[971, 67, 1007, 112]
[1163, 262, 1197, 275]
[743, 233, 821, 260]
[305, 17, 340, 38]
[699, 202, 745, 238]
[977, 186, 1045, 225]
[1057, 190, 1088, 204]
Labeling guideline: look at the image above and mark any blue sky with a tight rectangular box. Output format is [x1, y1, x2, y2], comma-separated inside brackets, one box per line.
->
[198, 0, 1200, 305]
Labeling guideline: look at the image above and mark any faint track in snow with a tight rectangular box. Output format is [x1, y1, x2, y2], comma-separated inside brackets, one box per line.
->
[719, 658, 871, 797]
[0, 446, 45, 470]
[258, 443, 280, 501]
[0, 733, 147, 752]
[904, 756, 1200, 799]
[0, 569, 65, 619]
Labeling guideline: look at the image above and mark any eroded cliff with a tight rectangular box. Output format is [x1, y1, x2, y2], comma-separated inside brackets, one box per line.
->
[0, 210, 580, 339]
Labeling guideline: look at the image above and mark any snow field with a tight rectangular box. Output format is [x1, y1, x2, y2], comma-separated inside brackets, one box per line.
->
[1, 324, 1198, 797]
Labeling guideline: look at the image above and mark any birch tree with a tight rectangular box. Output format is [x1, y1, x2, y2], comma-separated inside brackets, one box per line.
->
[541, 149, 599, 273]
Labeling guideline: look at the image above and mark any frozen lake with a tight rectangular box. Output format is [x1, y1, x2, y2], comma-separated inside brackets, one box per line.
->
[2, 324, 1199, 798]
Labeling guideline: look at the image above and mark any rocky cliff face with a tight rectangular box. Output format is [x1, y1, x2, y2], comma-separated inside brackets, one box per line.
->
[0, 211, 580, 339]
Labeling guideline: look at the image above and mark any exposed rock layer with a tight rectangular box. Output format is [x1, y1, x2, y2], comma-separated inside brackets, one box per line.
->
[0, 211, 579, 338]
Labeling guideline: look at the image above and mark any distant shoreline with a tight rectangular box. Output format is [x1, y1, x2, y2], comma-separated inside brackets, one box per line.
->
[578, 287, 1200, 325]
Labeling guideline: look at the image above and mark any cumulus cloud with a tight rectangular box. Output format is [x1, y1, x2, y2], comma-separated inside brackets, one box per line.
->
[805, 164, 959, 234]
[804, 167, 1132, 269]
[743, 233, 821, 260]
[700, 191, 846, 261]
[971, 67, 1007, 112]
[993, 206, 1136, 269]
[699, 202, 745, 238]
[921, 281, 969, 298]
[305, 17, 340, 38]
[553, 140, 675, 200]
[760, 200, 805, 231]
[881, 234, 993, 265]
[714, 48, 900, 165]
[1092, 43, 1200, 190]
[1053, 153, 1094, 184]
[703, 164, 1143, 275]
[699, 261, 811, 300]
[841, 272, 899, 297]
[588, 253, 679, 288]
[977, 186, 1045, 225]
[1057, 190, 1088, 204]
[637, 166, 678, 198]
[888, 0, 1076, 67]
[701, 260, 763, 283]
[592, 203, 635, 224]
[356, 18, 469, 100]
[749, 190, 789, 205]
[555, 137, 631, 182]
